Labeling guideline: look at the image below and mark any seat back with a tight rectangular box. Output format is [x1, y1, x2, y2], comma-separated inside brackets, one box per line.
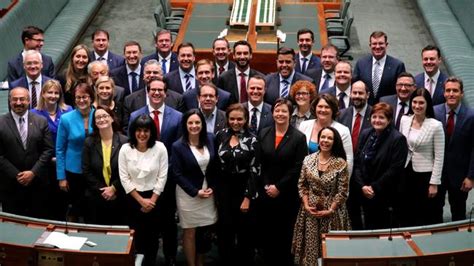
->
[343, 11, 354, 37]
[160, 0, 172, 17]
[340, 0, 351, 20]
[154, 5, 166, 28]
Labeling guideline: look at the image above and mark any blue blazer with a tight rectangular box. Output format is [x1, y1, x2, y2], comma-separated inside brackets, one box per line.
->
[294, 53, 321, 74]
[90, 51, 125, 71]
[129, 105, 182, 153]
[110, 64, 145, 96]
[141, 52, 179, 73]
[9, 75, 53, 90]
[7, 52, 55, 83]
[353, 55, 406, 105]
[264, 72, 314, 105]
[415, 72, 447, 106]
[56, 109, 95, 180]
[171, 133, 217, 197]
[182, 87, 231, 111]
[434, 103, 474, 188]
[164, 69, 199, 94]
[243, 102, 274, 134]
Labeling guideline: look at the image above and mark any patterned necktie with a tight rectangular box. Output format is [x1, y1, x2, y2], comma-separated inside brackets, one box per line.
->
[446, 110, 455, 139]
[98, 57, 105, 61]
[162, 58, 167, 75]
[301, 58, 308, 74]
[320, 73, 330, 92]
[250, 107, 258, 135]
[338, 92, 346, 109]
[427, 77, 433, 95]
[239, 73, 247, 103]
[281, 79, 289, 98]
[219, 66, 225, 76]
[19, 117, 27, 149]
[31, 81, 37, 108]
[153, 110, 161, 140]
[372, 61, 382, 97]
[395, 102, 406, 130]
[351, 113, 361, 153]
[184, 74, 193, 92]
[130, 72, 138, 93]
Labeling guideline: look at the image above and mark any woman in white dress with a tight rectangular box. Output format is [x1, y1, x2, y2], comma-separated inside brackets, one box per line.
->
[171, 109, 218, 266]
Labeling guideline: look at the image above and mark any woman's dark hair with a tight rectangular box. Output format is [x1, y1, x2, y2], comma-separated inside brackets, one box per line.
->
[311, 93, 339, 120]
[91, 105, 120, 135]
[128, 114, 157, 149]
[318, 126, 347, 160]
[407, 88, 435, 118]
[225, 103, 249, 130]
[181, 109, 207, 148]
[73, 82, 95, 103]
[272, 98, 293, 116]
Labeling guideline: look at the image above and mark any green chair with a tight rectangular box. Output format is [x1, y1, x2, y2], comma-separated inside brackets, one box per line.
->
[324, 0, 350, 20]
[160, 0, 186, 18]
[326, 10, 353, 36]
[328, 12, 354, 60]
[154, 5, 182, 33]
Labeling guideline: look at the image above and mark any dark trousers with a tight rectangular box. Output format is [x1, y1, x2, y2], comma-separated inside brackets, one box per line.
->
[434, 182, 469, 222]
[3, 180, 49, 219]
[65, 171, 87, 220]
[86, 191, 127, 225]
[362, 195, 399, 230]
[346, 177, 364, 230]
[159, 180, 178, 262]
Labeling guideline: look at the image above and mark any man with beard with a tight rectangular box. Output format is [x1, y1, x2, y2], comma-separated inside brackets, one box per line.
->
[89, 29, 125, 70]
[217, 40, 263, 104]
[111, 41, 145, 96]
[164, 42, 199, 94]
[212, 38, 235, 84]
[415, 45, 447, 105]
[264, 47, 313, 105]
[321, 60, 352, 110]
[337, 80, 373, 229]
[305, 44, 339, 92]
[294, 28, 321, 74]
[182, 59, 231, 111]
[0, 87, 53, 218]
[141, 29, 179, 75]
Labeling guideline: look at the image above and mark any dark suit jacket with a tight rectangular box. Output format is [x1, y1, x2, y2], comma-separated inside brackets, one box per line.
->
[164, 69, 199, 94]
[213, 109, 227, 134]
[90, 50, 125, 71]
[415, 72, 447, 106]
[171, 133, 217, 197]
[353, 55, 406, 105]
[243, 102, 274, 133]
[82, 133, 128, 196]
[141, 52, 179, 73]
[217, 68, 263, 104]
[9, 75, 53, 90]
[182, 87, 231, 111]
[0, 112, 53, 200]
[434, 103, 474, 188]
[129, 105, 182, 153]
[110, 65, 145, 96]
[294, 53, 321, 73]
[304, 68, 323, 91]
[213, 61, 235, 84]
[7, 52, 55, 83]
[337, 105, 373, 151]
[264, 72, 314, 105]
[379, 94, 398, 114]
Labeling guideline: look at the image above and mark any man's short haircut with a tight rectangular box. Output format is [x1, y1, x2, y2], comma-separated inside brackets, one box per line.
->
[321, 43, 339, 55]
[177, 42, 195, 55]
[421, 45, 441, 58]
[10, 87, 30, 100]
[445, 76, 464, 92]
[369, 31, 388, 42]
[336, 60, 352, 72]
[147, 77, 167, 92]
[277, 47, 295, 57]
[297, 28, 314, 41]
[23, 50, 42, 63]
[249, 75, 266, 86]
[212, 37, 230, 49]
[397, 72, 415, 84]
[155, 29, 173, 42]
[352, 80, 369, 94]
[233, 40, 253, 54]
[196, 59, 214, 73]
[21, 26, 44, 44]
[123, 40, 142, 53]
[91, 29, 110, 40]
[199, 83, 218, 97]
[87, 60, 109, 74]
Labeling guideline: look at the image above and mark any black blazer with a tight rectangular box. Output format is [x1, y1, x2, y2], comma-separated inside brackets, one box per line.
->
[337, 105, 373, 134]
[243, 102, 274, 134]
[90, 50, 125, 71]
[82, 133, 128, 196]
[164, 69, 199, 94]
[141, 52, 179, 73]
[110, 65, 145, 96]
[217, 68, 263, 104]
[182, 87, 231, 111]
[212, 61, 235, 84]
[304, 68, 323, 91]
[263, 72, 314, 105]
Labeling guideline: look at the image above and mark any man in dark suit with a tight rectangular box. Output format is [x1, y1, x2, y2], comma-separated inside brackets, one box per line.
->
[321, 60, 352, 110]
[294, 28, 321, 74]
[379, 72, 416, 130]
[164, 42, 198, 94]
[128, 78, 182, 265]
[0, 87, 53, 218]
[9, 50, 53, 109]
[305, 44, 338, 92]
[182, 59, 231, 111]
[123, 60, 184, 130]
[264, 47, 314, 105]
[89, 29, 125, 71]
[244, 75, 274, 135]
[217, 40, 263, 104]
[198, 84, 226, 134]
[110, 41, 145, 97]
[433, 77, 474, 222]
[212, 37, 235, 84]
[88, 61, 125, 104]
[141, 29, 179, 75]
[337, 80, 372, 229]
[7, 26, 55, 83]
[415, 45, 447, 106]
[353, 31, 406, 105]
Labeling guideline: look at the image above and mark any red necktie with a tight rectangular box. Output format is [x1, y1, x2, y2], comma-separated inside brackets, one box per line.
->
[153, 110, 161, 140]
[219, 66, 225, 76]
[239, 73, 248, 103]
[351, 113, 361, 153]
[446, 110, 455, 139]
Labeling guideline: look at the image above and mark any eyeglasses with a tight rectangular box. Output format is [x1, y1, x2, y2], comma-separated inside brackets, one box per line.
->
[295, 92, 310, 97]
[95, 114, 110, 121]
[396, 83, 414, 88]
[75, 95, 90, 101]
[149, 88, 165, 94]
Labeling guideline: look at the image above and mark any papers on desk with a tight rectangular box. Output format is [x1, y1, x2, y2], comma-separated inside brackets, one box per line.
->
[36, 231, 87, 250]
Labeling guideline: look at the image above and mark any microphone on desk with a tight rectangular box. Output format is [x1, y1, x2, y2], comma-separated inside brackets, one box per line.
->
[468, 205, 473, 233]
[64, 204, 72, 234]
[388, 207, 394, 241]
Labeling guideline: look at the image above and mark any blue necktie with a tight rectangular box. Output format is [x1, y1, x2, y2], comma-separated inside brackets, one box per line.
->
[130, 72, 138, 93]
[301, 58, 308, 74]
[162, 58, 167, 75]
[281, 79, 289, 98]
[185, 74, 193, 92]
[320, 73, 330, 92]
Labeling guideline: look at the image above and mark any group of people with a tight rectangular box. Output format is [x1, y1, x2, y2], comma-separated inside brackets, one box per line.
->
[1, 24, 473, 266]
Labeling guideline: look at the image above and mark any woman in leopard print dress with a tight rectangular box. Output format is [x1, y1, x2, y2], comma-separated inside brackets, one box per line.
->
[292, 127, 351, 265]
